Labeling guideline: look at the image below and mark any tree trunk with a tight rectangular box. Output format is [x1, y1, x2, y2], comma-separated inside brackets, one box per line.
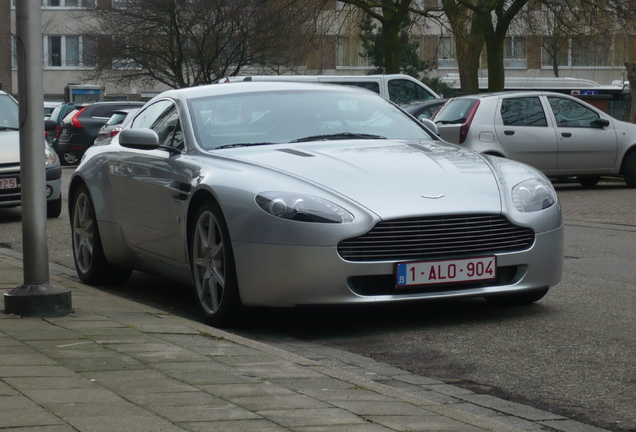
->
[383, 21, 402, 74]
[485, 36, 505, 92]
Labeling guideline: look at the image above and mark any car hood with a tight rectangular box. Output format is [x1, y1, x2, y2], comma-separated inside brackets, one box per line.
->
[224, 139, 502, 219]
[0, 130, 20, 164]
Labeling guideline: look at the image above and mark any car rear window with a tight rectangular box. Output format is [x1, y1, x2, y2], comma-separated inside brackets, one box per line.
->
[433, 98, 478, 124]
[105, 112, 129, 126]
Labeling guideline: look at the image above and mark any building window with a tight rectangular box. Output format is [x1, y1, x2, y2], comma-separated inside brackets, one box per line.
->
[336, 37, 370, 69]
[11, 36, 17, 68]
[542, 36, 625, 68]
[45, 35, 95, 68]
[438, 36, 457, 69]
[42, 0, 95, 7]
[504, 36, 526, 68]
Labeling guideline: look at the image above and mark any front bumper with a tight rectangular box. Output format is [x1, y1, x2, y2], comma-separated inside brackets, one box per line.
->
[232, 225, 564, 307]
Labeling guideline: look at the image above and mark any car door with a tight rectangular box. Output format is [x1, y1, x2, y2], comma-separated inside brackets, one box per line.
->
[109, 100, 189, 263]
[546, 96, 618, 173]
[494, 96, 558, 171]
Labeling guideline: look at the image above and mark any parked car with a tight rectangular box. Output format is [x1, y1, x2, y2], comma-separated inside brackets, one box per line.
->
[0, 91, 62, 218]
[47, 102, 76, 158]
[58, 101, 145, 165]
[94, 108, 140, 146]
[44, 101, 61, 119]
[431, 91, 636, 187]
[400, 98, 448, 121]
[69, 81, 564, 326]
[221, 74, 440, 104]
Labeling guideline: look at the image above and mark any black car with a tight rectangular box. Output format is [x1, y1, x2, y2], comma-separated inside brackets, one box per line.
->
[47, 102, 76, 159]
[58, 101, 145, 165]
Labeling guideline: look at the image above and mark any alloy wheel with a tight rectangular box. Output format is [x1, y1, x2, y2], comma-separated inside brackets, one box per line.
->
[72, 191, 95, 274]
[192, 209, 226, 316]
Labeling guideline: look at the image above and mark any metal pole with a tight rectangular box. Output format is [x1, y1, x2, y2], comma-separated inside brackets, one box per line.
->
[4, 0, 71, 317]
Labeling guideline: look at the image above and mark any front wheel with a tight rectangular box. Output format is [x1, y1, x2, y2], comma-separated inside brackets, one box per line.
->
[47, 196, 62, 218]
[485, 287, 549, 306]
[622, 152, 636, 188]
[71, 184, 131, 284]
[190, 201, 241, 327]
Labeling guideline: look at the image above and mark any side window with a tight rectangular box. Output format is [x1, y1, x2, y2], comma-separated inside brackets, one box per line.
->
[501, 97, 547, 126]
[131, 100, 173, 129]
[130, 100, 183, 150]
[388, 79, 435, 104]
[151, 106, 183, 150]
[547, 97, 600, 128]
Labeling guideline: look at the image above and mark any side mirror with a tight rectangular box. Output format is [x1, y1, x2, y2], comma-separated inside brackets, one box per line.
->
[119, 128, 160, 150]
[592, 118, 610, 128]
[420, 118, 439, 136]
[44, 119, 57, 131]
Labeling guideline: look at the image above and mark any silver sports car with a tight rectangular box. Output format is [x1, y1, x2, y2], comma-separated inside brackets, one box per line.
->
[69, 81, 564, 326]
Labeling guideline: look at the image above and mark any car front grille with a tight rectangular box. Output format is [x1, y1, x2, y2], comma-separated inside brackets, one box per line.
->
[337, 214, 535, 262]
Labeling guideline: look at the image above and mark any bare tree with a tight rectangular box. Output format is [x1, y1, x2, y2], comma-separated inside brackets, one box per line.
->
[79, 0, 324, 89]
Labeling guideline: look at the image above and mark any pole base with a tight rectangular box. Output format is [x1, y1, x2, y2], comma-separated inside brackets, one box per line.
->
[4, 283, 72, 317]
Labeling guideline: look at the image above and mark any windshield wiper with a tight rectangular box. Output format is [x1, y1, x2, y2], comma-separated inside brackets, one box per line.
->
[216, 142, 275, 149]
[0, 126, 19, 131]
[290, 132, 386, 143]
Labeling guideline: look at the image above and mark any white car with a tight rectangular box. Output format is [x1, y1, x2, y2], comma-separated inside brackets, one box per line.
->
[432, 91, 636, 187]
[0, 91, 62, 218]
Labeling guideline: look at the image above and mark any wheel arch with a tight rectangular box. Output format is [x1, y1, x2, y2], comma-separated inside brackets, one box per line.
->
[619, 145, 636, 175]
[185, 189, 223, 263]
[67, 175, 87, 217]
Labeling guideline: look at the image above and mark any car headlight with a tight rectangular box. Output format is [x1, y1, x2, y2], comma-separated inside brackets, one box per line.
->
[512, 178, 557, 212]
[45, 145, 59, 166]
[256, 192, 354, 223]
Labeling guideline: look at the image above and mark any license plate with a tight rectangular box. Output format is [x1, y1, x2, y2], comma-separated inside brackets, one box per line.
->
[396, 256, 496, 287]
[0, 177, 18, 190]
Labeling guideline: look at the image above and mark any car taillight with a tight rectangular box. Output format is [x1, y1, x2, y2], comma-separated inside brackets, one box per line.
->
[109, 126, 123, 137]
[54, 124, 61, 138]
[459, 100, 480, 144]
[71, 107, 87, 128]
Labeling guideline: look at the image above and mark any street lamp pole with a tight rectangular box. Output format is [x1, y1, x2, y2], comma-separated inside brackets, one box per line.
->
[4, 0, 72, 317]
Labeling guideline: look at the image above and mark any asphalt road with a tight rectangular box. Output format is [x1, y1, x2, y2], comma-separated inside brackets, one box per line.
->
[0, 169, 634, 432]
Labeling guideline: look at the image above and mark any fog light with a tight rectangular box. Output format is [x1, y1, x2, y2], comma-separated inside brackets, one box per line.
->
[46, 185, 53, 198]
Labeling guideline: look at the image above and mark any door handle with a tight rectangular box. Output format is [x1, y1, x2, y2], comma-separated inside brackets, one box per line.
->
[561, 132, 572, 138]
[504, 130, 515, 136]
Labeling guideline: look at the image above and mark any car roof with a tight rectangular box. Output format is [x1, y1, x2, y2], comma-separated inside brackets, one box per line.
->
[154, 81, 379, 103]
[450, 90, 576, 100]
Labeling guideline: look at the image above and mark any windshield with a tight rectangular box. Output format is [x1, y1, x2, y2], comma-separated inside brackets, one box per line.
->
[433, 98, 478, 124]
[188, 89, 433, 149]
[0, 94, 19, 130]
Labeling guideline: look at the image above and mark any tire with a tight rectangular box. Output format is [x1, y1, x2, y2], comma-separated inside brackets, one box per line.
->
[485, 287, 549, 306]
[46, 196, 62, 218]
[623, 151, 636, 188]
[70, 184, 131, 285]
[577, 176, 600, 188]
[190, 201, 241, 327]
[62, 152, 79, 166]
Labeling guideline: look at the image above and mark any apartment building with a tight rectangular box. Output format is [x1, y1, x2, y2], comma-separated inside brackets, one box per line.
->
[0, 1, 632, 103]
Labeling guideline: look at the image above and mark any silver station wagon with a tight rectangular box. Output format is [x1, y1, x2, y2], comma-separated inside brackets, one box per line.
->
[432, 91, 636, 187]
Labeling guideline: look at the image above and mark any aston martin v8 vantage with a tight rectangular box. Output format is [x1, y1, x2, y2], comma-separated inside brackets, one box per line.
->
[68, 81, 564, 326]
